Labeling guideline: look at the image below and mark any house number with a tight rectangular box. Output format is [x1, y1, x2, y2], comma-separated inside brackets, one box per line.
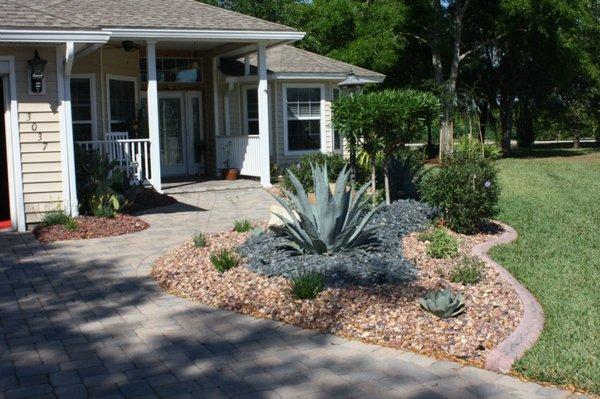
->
[38, 132, 43, 141]
[25, 112, 32, 121]
[31, 122, 38, 131]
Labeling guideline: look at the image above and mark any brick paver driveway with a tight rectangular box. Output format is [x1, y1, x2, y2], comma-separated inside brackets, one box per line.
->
[0, 189, 582, 398]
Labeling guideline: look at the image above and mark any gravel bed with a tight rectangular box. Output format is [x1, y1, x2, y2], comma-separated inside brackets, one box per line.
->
[33, 214, 149, 243]
[152, 208, 522, 366]
[239, 200, 435, 286]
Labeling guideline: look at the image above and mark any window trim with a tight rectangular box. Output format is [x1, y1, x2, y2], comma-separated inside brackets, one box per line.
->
[106, 74, 139, 134]
[331, 85, 343, 153]
[282, 83, 326, 156]
[140, 56, 203, 84]
[242, 84, 258, 136]
[70, 73, 97, 141]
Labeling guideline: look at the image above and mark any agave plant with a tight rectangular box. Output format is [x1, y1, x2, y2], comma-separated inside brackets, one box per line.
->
[420, 289, 465, 318]
[272, 163, 380, 255]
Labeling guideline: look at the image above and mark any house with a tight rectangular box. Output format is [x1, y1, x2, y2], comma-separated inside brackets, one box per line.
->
[0, 0, 384, 231]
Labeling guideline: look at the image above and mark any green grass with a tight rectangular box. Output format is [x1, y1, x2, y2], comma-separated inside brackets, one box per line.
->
[490, 148, 600, 394]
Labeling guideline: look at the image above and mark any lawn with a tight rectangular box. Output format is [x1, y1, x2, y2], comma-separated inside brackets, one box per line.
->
[490, 148, 600, 394]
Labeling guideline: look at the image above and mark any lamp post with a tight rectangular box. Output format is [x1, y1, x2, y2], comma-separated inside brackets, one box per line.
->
[338, 71, 370, 186]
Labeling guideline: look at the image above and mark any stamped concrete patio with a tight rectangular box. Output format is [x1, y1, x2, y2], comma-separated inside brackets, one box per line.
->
[0, 188, 584, 398]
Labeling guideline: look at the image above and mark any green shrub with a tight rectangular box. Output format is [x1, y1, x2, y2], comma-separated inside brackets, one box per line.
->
[275, 164, 379, 255]
[454, 136, 503, 161]
[233, 219, 252, 233]
[388, 148, 427, 200]
[64, 217, 78, 232]
[210, 249, 240, 273]
[419, 154, 499, 234]
[289, 270, 326, 300]
[193, 232, 208, 248]
[282, 152, 347, 193]
[89, 193, 121, 218]
[450, 257, 485, 285]
[424, 228, 459, 259]
[41, 210, 71, 227]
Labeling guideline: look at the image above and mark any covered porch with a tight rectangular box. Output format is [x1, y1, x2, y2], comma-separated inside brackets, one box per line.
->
[65, 32, 300, 214]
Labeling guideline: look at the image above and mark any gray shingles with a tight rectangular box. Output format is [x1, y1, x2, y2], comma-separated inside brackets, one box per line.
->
[1, 0, 296, 31]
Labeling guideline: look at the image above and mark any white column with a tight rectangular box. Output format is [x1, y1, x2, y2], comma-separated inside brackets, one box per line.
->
[146, 40, 162, 193]
[257, 43, 271, 187]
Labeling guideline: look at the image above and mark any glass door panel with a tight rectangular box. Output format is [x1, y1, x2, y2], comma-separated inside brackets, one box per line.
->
[185, 91, 204, 174]
[159, 93, 186, 175]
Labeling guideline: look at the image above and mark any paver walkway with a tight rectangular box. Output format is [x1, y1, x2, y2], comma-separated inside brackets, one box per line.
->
[0, 189, 584, 399]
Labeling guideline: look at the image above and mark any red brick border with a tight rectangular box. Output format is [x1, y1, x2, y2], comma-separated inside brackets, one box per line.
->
[471, 223, 545, 373]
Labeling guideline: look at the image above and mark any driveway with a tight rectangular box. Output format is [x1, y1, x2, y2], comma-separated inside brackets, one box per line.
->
[0, 189, 581, 398]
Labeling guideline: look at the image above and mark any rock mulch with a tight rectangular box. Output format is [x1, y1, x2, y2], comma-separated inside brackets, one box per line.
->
[33, 214, 149, 243]
[152, 225, 523, 366]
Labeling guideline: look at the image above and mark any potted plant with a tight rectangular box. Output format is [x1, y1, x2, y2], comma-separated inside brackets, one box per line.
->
[220, 140, 239, 180]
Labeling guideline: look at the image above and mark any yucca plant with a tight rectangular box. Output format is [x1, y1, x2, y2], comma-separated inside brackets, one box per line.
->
[420, 289, 465, 318]
[273, 164, 380, 255]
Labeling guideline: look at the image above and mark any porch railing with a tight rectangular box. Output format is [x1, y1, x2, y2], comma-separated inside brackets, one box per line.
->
[75, 139, 152, 184]
[216, 135, 261, 177]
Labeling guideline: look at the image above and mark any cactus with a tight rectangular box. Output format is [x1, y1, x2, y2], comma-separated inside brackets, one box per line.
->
[420, 289, 465, 318]
[273, 163, 380, 255]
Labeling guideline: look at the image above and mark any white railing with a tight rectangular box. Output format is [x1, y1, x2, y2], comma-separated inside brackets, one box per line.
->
[75, 139, 152, 184]
[216, 135, 261, 177]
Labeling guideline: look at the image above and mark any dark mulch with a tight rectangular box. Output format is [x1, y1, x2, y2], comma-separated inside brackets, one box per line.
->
[121, 186, 178, 214]
[33, 214, 149, 243]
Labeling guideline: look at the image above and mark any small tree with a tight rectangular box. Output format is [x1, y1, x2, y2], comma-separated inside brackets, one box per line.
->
[333, 89, 439, 204]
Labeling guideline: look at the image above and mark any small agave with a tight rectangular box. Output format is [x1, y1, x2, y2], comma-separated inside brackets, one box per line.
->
[420, 289, 465, 318]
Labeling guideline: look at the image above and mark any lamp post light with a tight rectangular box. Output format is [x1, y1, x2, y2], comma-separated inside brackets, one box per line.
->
[27, 50, 47, 94]
[338, 71, 370, 186]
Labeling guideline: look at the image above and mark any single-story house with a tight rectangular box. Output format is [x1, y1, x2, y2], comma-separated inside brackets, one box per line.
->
[0, 0, 384, 231]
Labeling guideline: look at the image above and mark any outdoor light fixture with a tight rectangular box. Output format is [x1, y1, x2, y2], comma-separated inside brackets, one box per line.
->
[122, 41, 137, 52]
[338, 71, 370, 96]
[27, 50, 47, 94]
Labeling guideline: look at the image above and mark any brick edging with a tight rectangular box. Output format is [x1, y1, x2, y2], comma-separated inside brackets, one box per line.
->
[471, 222, 545, 373]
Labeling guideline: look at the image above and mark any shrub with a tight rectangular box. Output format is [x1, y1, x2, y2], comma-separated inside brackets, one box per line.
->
[275, 164, 380, 255]
[41, 210, 71, 227]
[193, 232, 208, 248]
[388, 148, 426, 200]
[424, 228, 459, 259]
[64, 217, 78, 232]
[420, 289, 465, 318]
[450, 257, 485, 285]
[454, 135, 503, 161]
[419, 154, 499, 234]
[289, 270, 326, 300]
[282, 152, 347, 193]
[210, 249, 240, 273]
[90, 193, 121, 218]
[233, 219, 252, 233]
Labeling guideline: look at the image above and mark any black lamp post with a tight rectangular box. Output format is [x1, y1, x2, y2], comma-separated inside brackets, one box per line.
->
[338, 71, 370, 186]
[27, 50, 47, 94]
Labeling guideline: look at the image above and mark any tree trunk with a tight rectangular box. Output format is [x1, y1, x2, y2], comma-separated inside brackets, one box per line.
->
[516, 98, 534, 148]
[478, 100, 489, 142]
[500, 94, 515, 153]
[370, 157, 377, 195]
[384, 163, 391, 205]
[574, 133, 581, 149]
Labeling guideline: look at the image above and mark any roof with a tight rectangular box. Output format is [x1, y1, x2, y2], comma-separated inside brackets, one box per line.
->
[221, 45, 385, 80]
[0, 0, 295, 31]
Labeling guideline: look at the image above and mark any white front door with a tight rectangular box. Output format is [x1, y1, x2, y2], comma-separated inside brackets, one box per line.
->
[148, 91, 204, 177]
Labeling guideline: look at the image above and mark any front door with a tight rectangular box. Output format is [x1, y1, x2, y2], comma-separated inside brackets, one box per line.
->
[152, 91, 203, 177]
[0, 78, 11, 228]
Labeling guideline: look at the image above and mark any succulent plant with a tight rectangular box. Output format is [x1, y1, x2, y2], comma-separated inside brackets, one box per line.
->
[273, 163, 380, 255]
[420, 289, 465, 318]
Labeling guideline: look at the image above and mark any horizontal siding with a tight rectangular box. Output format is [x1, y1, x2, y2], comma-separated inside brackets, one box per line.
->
[0, 46, 65, 227]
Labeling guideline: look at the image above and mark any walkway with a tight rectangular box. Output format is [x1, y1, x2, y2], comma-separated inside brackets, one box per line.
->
[0, 189, 583, 399]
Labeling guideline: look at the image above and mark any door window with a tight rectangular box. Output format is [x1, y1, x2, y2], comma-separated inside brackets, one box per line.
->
[70, 78, 94, 141]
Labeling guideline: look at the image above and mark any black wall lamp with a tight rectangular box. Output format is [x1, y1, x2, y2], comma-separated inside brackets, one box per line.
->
[27, 50, 47, 94]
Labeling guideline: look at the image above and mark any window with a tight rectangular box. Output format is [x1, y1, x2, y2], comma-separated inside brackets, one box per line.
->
[332, 87, 342, 152]
[70, 77, 95, 141]
[140, 58, 202, 83]
[284, 86, 323, 153]
[108, 77, 137, 132]
[244, 87, 259, 135]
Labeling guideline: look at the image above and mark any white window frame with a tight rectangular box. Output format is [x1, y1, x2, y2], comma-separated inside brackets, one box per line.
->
[242, 84, 259, 136]
[282, 83, 326, 156]
[70, 73, 97, 141]
[331, 85, 343, 153]
[106, 74, 139, 134]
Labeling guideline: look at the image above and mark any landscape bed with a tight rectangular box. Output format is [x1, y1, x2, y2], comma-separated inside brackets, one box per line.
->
[153, 201, 522, 366]
[33, 214, 149, 243]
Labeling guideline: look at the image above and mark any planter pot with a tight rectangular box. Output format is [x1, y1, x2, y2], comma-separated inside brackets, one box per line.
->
[221, 168, 239, 180]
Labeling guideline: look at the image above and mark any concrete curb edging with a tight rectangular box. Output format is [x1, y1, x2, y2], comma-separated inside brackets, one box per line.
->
[471, 222, 545, 373]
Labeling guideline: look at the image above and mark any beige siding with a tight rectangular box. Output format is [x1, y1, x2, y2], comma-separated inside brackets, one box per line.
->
[0, 46, 64, 226]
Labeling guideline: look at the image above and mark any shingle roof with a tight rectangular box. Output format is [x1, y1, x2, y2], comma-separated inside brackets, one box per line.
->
[0, 0, 295, 31]
[222, 45, 385, 79]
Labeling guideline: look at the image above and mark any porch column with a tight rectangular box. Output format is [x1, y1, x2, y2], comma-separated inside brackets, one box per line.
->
[146, 40, 162, 193]
[257, 43, 271, 188]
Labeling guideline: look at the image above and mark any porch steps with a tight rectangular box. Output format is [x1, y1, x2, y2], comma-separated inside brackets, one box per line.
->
[161, 179, 262, 195]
